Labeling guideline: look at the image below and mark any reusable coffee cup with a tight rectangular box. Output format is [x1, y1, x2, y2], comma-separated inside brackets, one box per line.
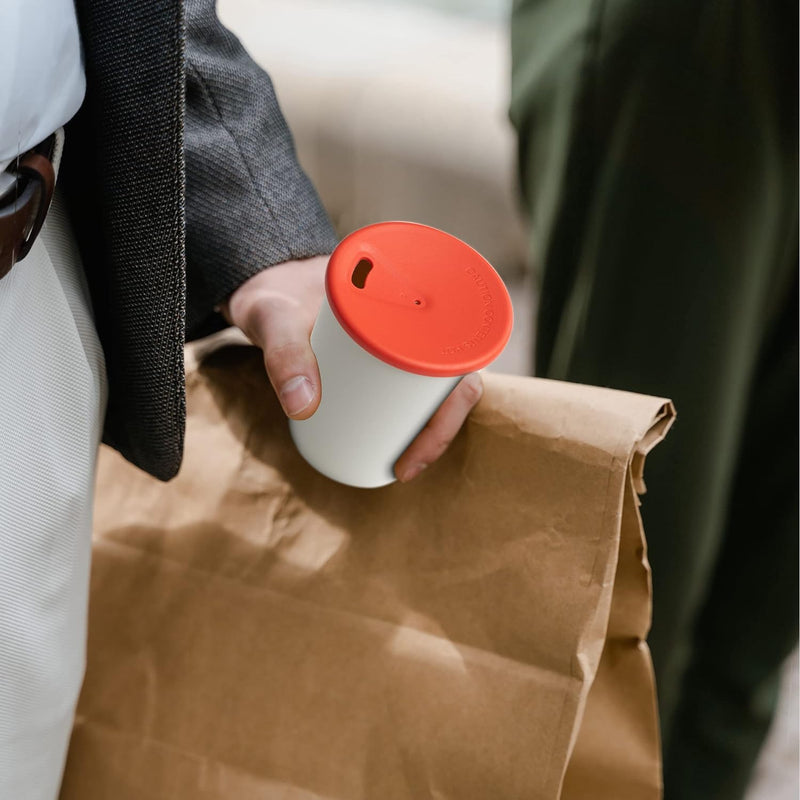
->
[290, 221, 513, 488]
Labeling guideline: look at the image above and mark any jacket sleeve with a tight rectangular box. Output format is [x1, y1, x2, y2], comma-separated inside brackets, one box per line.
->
[183, 0, 337, 337]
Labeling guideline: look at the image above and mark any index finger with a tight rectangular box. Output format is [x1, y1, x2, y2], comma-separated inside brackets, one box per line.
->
[394, 372, 483, 482]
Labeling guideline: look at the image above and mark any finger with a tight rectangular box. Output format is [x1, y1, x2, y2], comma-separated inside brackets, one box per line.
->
[247, 297, 322, 420]
[394, 372, 483, 482]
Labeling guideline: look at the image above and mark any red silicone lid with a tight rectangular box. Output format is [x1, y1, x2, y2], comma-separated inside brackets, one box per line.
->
[326, 222, 514, 377]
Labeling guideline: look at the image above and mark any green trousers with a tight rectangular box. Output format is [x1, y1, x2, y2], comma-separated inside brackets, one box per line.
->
[510, 2, 798, 798]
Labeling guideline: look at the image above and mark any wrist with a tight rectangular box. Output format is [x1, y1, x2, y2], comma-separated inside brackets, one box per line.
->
[222, 254, 330, 344]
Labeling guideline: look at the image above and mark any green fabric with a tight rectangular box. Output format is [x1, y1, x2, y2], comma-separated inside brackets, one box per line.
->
[510, 2, 798, 798]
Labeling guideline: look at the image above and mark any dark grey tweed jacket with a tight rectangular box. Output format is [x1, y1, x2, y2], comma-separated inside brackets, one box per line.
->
[61, 0, 337, 481]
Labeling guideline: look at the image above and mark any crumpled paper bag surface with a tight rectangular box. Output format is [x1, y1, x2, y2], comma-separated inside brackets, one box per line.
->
[61, 331, 674, 800]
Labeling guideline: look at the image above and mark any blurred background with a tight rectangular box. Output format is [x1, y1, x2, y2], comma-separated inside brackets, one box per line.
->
[217, 0, 798, 797]
[218, 0, 532, 376]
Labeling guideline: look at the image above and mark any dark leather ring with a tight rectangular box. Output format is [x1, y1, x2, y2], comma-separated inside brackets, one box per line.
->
[0, 136, 57, 280]
[16, 152, 56, 261]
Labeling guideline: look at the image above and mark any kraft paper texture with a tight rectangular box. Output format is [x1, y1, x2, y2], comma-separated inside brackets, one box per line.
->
[61, 330, 674, 799]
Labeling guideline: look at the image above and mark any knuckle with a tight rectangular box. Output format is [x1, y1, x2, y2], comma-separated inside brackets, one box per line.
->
[429, 429, 455, 455]
[265, 341, 306, 361]
[264, 342, 311, 377]
[460, 374, 483, 405]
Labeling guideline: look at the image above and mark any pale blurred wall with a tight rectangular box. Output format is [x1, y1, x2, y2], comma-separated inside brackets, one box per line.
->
[218, 0, 529, 280]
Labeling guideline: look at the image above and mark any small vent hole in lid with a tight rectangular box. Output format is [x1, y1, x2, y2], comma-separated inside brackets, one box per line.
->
[351, 258, 373, 289]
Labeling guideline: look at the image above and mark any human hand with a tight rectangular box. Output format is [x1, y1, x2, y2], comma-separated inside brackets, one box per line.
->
[223, 255, 483, 482]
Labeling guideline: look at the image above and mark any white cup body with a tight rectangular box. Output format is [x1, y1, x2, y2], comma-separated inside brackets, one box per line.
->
[289, 296, 460, 488]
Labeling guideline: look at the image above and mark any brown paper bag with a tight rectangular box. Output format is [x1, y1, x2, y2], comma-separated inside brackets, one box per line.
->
[61, 332, 674, 800]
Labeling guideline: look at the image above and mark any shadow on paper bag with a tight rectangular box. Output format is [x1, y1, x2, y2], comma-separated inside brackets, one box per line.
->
[61, 330, 675, 800]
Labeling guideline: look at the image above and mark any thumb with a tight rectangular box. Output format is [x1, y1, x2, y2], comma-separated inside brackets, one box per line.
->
[245, 299, 322, 420]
